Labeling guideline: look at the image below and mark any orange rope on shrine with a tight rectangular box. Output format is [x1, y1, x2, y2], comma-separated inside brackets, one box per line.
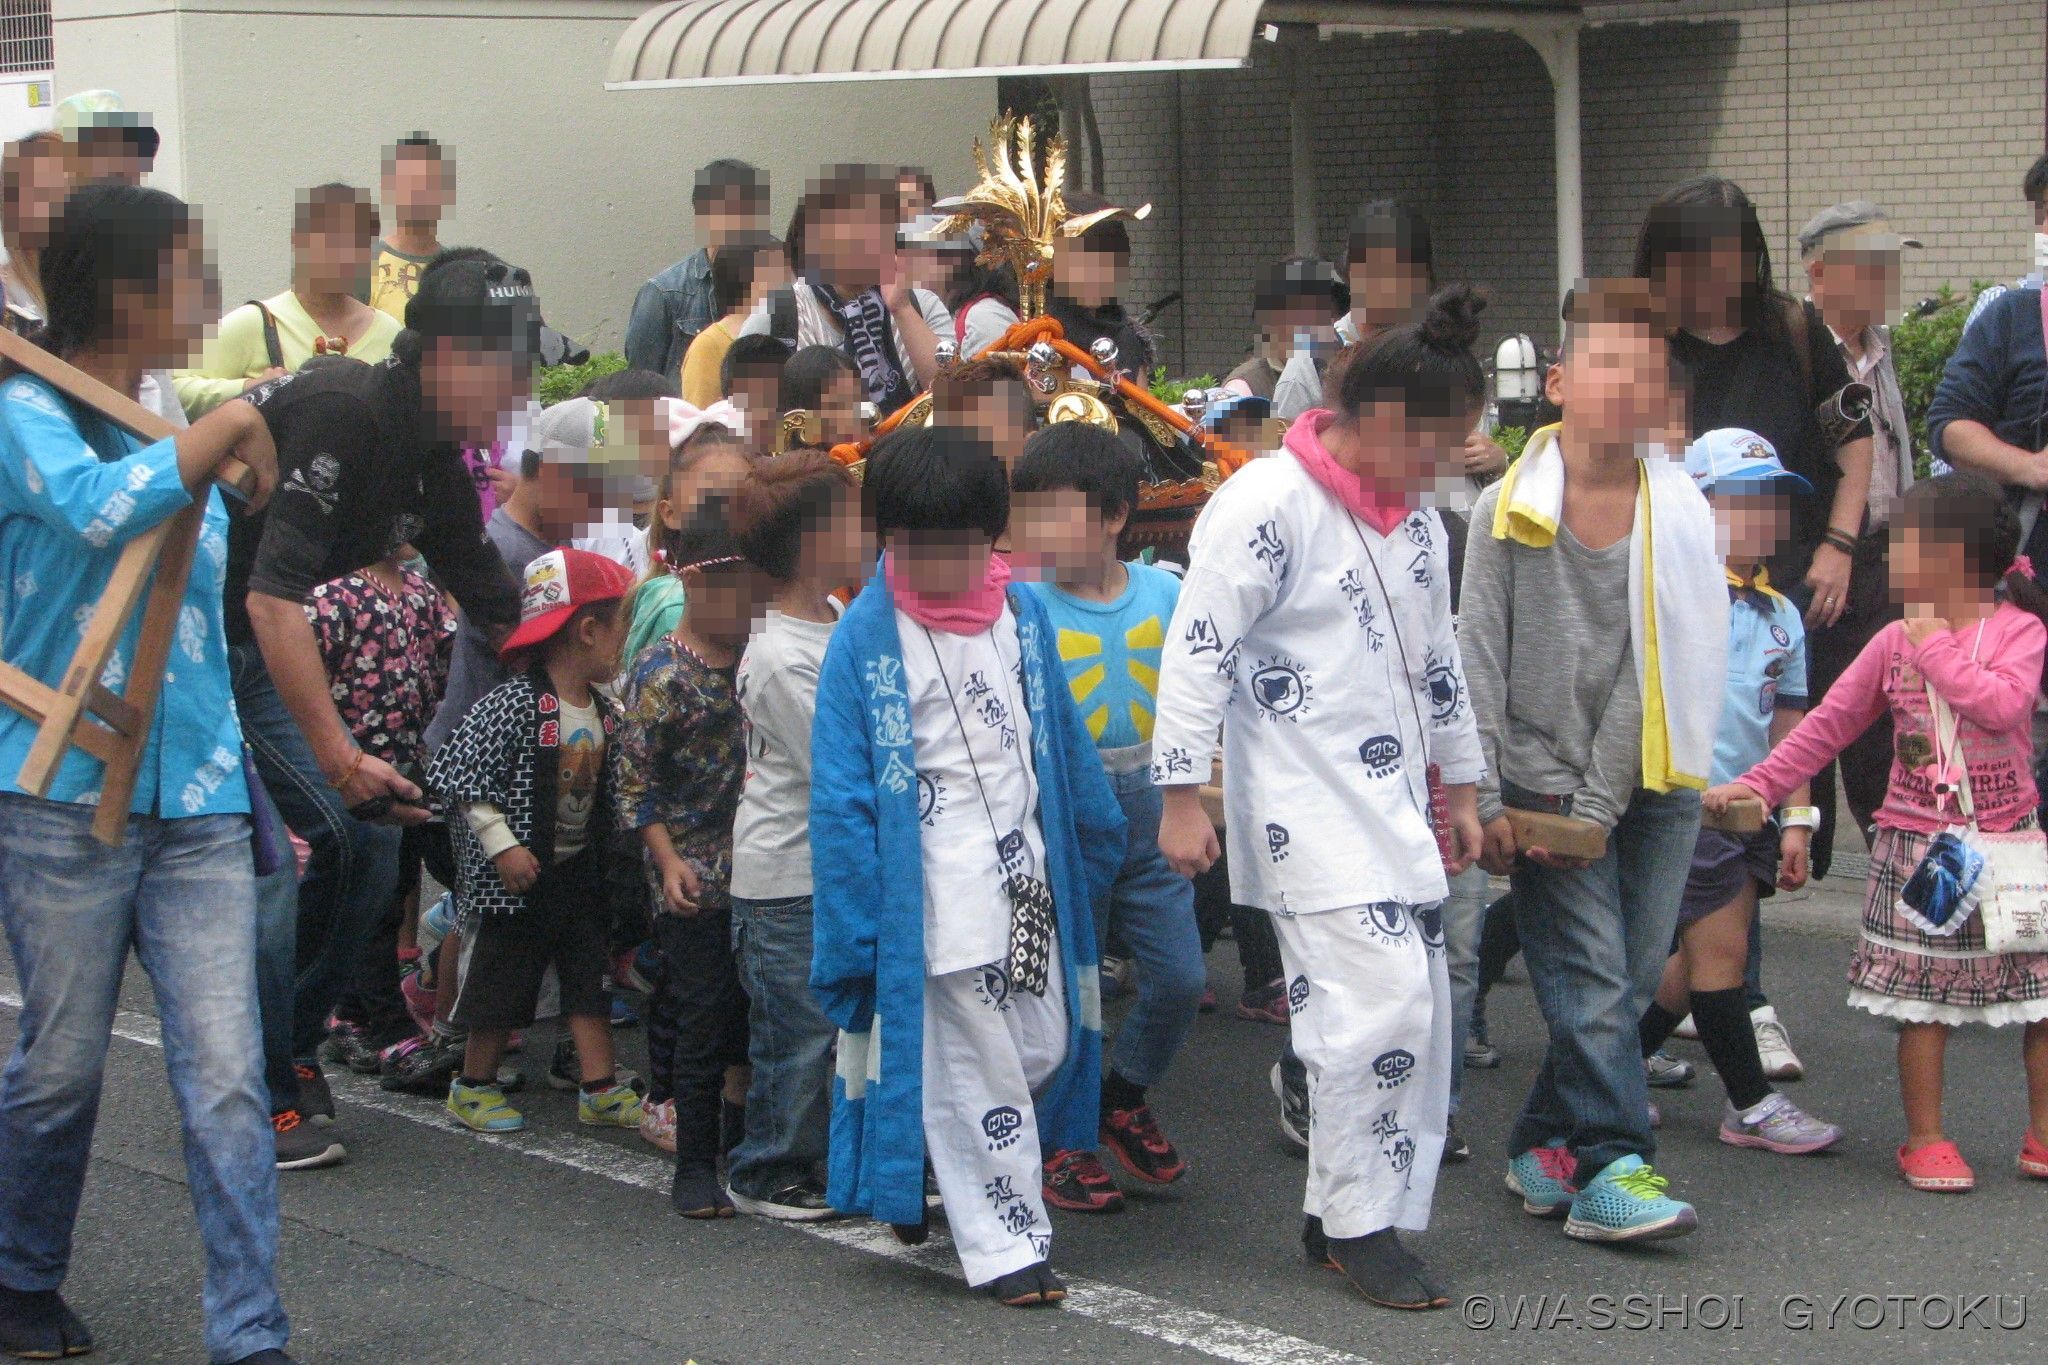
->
[825, 316, 1251, 479]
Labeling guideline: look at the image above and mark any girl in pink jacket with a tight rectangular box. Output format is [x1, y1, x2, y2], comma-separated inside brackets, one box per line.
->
[1707, 472, 2048, 1194]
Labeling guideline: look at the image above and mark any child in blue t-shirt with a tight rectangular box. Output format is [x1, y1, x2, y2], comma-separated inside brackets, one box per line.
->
[1010, 423, 1206, 1212]
[1637, 429, 1845, 1155]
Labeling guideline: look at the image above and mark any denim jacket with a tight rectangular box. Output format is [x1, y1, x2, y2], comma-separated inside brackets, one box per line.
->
[623, 249, 714, 377]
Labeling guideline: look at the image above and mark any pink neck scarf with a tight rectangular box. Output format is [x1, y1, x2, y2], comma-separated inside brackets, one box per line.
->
[1284, 410, 1411, 536]
[887, 550, 1011, 635]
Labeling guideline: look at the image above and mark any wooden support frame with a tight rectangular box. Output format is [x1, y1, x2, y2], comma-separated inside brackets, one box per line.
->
[0, 329, 255, 846]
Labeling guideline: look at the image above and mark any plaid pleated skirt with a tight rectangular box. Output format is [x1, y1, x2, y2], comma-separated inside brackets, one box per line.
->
[1849, 823, 2048, 1026]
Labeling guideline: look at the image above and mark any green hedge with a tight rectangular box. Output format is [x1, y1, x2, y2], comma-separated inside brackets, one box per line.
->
[1148, 367, 1218, 407]
[1892, 284, 1983, 477]
[536, 352, 627, 407]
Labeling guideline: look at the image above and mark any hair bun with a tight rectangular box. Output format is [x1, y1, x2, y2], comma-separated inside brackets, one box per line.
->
[1419, 282, 1486, 354]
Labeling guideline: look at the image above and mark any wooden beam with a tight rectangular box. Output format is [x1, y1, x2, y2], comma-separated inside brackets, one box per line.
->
[14, 519, 172, 797]
[0, 662, 125, 766]
[92, 502, 204, 844]
[0, 328, 254, 498]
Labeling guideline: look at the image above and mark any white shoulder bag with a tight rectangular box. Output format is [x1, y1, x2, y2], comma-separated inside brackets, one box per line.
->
[1923, 624, 2048, 955]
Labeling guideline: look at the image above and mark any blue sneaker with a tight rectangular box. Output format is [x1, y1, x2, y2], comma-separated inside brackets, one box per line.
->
[1563, 1155, 1697, 1243]
[1505, 1140, 1578, 1218]
[610, 993, 640, 1029]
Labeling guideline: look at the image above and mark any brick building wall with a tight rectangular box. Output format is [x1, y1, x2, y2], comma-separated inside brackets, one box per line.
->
[1091, 0, 2046, 379]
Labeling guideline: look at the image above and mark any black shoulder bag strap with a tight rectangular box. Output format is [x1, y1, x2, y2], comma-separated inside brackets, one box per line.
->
[248, 299, 285, 371]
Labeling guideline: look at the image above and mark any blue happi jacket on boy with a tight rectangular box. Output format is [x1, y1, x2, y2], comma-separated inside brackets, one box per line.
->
[810, 574, 1126, 1228]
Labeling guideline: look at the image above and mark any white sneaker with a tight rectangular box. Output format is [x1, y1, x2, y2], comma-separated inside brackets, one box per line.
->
[1751, 1005, 1804, 1082]
[1672, 1013, 1698, 1040]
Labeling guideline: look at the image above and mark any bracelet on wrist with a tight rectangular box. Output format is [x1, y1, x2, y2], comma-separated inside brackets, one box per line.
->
[1777, 804, 1822, 831]
[328, 746, 365, 791]
[1821, 528, 1859, 555]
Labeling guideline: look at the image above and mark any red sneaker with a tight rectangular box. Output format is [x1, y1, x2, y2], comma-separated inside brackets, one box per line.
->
[1897, 1139, 1975, 1192]
[1101, 1104, 1188, 1185]
[1042, 1148, 1125, 1213]
[2019, 1131, 2048, 1180]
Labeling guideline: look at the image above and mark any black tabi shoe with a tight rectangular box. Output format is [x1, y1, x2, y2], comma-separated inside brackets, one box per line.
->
[1328, 1229, 1449, 1311]
[889, 1206, 931, 1246]
[1386, 1234, 1450, 1306]
[987, 1261, 1062, 1308]
[1302, 1215, 1337, 1270]
[0, 1284, 92, 1359]
[672, 1160, 735, 1220]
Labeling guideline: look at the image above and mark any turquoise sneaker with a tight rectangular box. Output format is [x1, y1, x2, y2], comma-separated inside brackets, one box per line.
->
[1505, 1140, 1577, 1218]
[446, 1078, 525, 1133]
[1563, 1156, 1697, 1243]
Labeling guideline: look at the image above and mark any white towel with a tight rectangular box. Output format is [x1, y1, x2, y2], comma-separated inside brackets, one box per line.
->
[1493, 425, 1727, 792]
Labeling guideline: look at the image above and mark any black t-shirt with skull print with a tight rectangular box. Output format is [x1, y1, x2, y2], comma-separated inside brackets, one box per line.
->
[227, 356, 520, 647]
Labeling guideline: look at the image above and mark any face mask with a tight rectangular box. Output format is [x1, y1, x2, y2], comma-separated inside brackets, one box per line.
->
[1293, 327, 1337, 361]
[2033, 232, 2048, 276]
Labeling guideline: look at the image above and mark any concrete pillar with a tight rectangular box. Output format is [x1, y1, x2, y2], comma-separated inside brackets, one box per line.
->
[1279, 23, 1319, 257]
[1519, 20, 1583, 327]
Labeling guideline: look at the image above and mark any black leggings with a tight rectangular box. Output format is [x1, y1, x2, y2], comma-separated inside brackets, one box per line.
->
[1191, 853, 1283, 990]
[646, 905, 749, 1161]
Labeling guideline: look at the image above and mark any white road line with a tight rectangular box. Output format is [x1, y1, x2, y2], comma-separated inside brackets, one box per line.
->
[0, 991, 1368, 1365]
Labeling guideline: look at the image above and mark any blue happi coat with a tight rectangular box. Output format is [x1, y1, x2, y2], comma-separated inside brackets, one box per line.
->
[810, 575, 1126, 1227]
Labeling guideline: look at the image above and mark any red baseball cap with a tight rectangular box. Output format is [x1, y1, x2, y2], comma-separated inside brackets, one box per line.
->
[498, 547, 635, 660]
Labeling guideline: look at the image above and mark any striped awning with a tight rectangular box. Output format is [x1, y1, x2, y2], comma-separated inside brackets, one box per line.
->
[606, 0, 1271, 89]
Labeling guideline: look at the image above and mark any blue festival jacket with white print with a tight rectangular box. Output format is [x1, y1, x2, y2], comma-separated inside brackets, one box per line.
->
[0, 375, 247, 817]
[809, 575, 1126, 1228]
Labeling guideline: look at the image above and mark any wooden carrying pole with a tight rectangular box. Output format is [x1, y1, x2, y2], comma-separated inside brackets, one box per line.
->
[0, 329, 256, 845]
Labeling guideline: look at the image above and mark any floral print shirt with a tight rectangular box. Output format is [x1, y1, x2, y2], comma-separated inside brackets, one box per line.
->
[615, 633, 744, 909]
[304, 566, 456, 773]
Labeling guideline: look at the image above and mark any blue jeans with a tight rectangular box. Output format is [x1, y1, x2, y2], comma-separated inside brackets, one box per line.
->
[1441, 863, 1491, 1117]
[231, 644, 402, 1090]
[248, 778, 299, 1114]
[0, 795, 289, 1363]
[1507, 787, 1701, 1177]
[727, 895, 834, 1198]
[1098, 770, 1204, 1089]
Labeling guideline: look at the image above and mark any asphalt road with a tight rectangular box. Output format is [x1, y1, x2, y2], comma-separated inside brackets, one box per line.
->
[4, 880, 2046, 1364]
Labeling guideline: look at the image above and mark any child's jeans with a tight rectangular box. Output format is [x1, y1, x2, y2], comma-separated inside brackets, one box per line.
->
[1098, 766, 1205, 1090]
[648, 903, 749, 1164]
[727, 895, 834, 1199]
[1441, 863, 1491, 1117]
[1506, 785, 1701, 1177]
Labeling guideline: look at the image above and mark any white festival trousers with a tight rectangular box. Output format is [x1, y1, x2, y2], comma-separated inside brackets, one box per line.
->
[1273, 901, 1451, 1240]
[921, 949, 1069, 1285]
